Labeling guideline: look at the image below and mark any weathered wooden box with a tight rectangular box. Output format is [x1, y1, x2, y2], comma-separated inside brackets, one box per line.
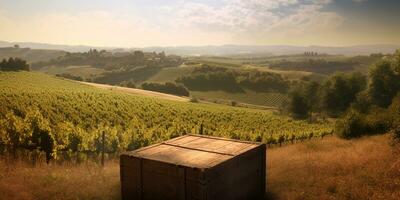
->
[120, 134, 266, 200]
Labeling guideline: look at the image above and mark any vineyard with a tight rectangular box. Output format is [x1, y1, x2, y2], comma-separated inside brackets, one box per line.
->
[191, 90, 288, 108]
[0, 72, 333, 160]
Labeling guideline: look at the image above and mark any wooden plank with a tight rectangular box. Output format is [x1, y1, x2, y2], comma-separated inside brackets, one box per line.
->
[214, 142, 253, 155]
[188, 134, 262, 145]
[142, 159, 186, 200]
[132, 144, 235, 169]
[182, 152, 232, 168]
[179, 137, 218, 149]
[134, 144, 172, 157]
[204, 146, 265, 200]
[120, 155, 142, 200]
[166, 135, 202, 146]
[169, 137, 232, 153]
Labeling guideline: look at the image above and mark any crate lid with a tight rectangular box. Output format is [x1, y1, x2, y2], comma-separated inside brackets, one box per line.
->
[124, 134, 261, 169]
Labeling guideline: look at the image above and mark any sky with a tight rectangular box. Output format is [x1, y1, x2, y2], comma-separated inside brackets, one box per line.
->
[0, 0, 399, 47]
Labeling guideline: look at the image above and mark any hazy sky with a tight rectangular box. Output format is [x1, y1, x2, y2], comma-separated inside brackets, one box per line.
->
[0, 0, 399, 47]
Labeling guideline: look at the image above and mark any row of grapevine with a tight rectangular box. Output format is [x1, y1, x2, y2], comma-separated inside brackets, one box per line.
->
[0, 72, 333, 160]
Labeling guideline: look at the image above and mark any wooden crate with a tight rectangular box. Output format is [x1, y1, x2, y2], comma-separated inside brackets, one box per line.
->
[120, 134, 266, 200]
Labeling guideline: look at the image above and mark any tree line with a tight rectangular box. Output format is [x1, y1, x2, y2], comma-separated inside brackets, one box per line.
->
[0, 57, 30, 71]
[269, 59, 359, 74]
[141, 82, 190, 97]
[31, 49, 182, 71]
[176, 65, 289, 93]
[288, 50, 400, 140]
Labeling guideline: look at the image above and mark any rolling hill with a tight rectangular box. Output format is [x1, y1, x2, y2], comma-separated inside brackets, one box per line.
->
[0, 71, 333, 155]
[0, 46, 66, 63]
[1, 41, 399, 56]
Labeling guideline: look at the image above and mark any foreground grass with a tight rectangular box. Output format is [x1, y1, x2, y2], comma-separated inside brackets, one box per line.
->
[268, 135, 400, 200]
[0, 135, 399, 200]
[0, 160, 120, 200]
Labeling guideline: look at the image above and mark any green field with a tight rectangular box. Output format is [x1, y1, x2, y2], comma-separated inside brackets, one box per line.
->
[146, 64, 293, 107]
[241, 65, 313, 80]
[146, 65, 196, 83]
[0, 72, 332, 155]
[39, 65, 106, 79]
[192, 90, 288, 108]
[27, 54, 339, 109]
[33, 63, 292, 108]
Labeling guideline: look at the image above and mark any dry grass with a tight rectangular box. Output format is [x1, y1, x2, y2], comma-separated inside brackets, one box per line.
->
[0, 159, 120, 200]
[0, 135, 399, 200]
[267, 135, 400, 200]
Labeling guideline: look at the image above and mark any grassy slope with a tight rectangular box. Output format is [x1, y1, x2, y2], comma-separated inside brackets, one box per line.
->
[242, 65, 313, 80]
[191, 90, 288, 108]
[32, 56, 318, 108]
[30, 54, 362, 108]
[0, 72, 332, 145]
[146, 64, 292, 107]
[268, 135, 400, 200]
[146, 65, 196, 83]
[39, 65, 106, 79]
[79, 81, 188, 102]
[1, 135, 398, 200]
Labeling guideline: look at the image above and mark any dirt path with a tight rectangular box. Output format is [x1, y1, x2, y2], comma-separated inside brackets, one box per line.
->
[78, 81, 189, 102]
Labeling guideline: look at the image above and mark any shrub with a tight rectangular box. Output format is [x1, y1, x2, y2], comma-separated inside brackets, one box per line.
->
[189, 97, 199, 103]
[176, 65, 289, 93]
[334, 109, 366, 139]
[363, 106, 392, 134]
[141, 82, 189, 97]
[335, 106, 394, 139]
[288, 89, 310, 119]
[390, 125, 400, 145]
[120, 80, 136, 88]
[0, 57, 30, 71]
[56, 73, 83, 81]
[230, 101, 238, 107]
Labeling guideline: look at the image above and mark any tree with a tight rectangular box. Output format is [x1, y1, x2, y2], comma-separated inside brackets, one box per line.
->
[288, 89, 310, 119]
[368, 59, 400, 107]
[141, 82, 190, 97]
[303, 81, 321, 113]
[0, 59, 6, 70]
[320, 73, 366, 117]
[133, 51, 145, 60]
[334, 109, 365, 139]
[0, 57, 30, 71]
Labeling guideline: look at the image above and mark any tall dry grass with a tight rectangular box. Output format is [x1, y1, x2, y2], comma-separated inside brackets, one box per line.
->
[0, 159, 120, 200]
[0, 135, 399, 200]
[267, 135, 400, 200]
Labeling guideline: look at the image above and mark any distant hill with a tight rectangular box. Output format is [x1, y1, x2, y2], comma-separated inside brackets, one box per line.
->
[0, 46, 66, 63]
[142, 44, 400, 56]
[1, 41, 399, 56]
[0, 41, 117, 53]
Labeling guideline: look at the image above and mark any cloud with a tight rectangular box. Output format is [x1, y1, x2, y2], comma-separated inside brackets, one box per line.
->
[353, 0, 367, 3]
[171, 0, 343, 44]
[0, 10, 172, 47]
[0, 0, 345, 46]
